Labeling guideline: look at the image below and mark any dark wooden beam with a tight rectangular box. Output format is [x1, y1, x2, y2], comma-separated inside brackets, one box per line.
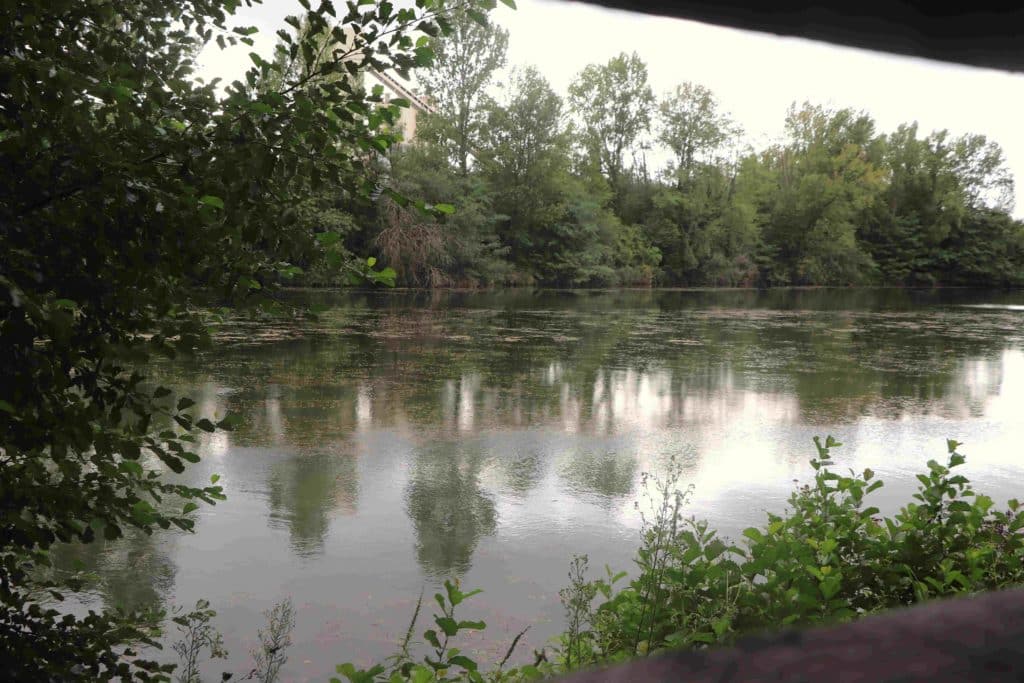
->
[576, 1, 1024, 73]
[557, 588, 1024, 682]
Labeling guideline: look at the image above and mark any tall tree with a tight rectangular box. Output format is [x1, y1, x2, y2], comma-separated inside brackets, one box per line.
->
[950, 132, 1015, 213]
[860, 123, 1017, 285]
[418, 8, 509, 176]
[658, 82, 741, 185]
[860, 123, 963, 283]
[478, 66, 570, 266]
[568, 52, 655, 195]
[762, 103, 884, 284]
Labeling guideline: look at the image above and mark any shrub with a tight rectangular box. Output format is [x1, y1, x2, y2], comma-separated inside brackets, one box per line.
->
[337, 436, 1024, 682]
[561, 436, 1024, 669]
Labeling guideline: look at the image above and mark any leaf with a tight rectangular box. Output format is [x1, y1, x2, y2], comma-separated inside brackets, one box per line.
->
[118, 460, 144, 476]
[131, 500, 155, 523]
[238, 276, 261, 291]
[434, 203, 455, 214]
[704, 539, 727, 561]
[499, 0, 517, 7]
[317, 232, 341, 247]
[413, 45, 434, 66]
[216, 414, 241, 431]
[177, 397, 196, 411]
[436, 616, 458, 636]
[153, 386, 172, 399]
[110, 84, 132, 101]
[423, 628, 440, 648]
[447, 655, 478, 671]
[156, 451, 185, 474]
[820, 578, 842, 600]
[410, 668, 433, 683]
[372, 267, 397, 287]
[199, 195, 225, 209]
[195, 418, 216, 433]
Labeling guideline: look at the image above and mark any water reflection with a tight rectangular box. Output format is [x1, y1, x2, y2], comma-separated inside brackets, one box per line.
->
[406, 441, 497, 577]
[267, 450, 358, 558]
[155, 290, 1024, 528]
[49, 529, 176, 613]
[560, 447, 638, 500]
[69, 289, 1024, 678]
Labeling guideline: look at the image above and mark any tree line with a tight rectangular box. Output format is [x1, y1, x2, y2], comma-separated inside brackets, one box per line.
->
[303, 10, 1024, 289]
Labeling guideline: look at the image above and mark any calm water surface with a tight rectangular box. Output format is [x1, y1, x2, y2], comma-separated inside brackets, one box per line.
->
[58, 289, 1024, 680]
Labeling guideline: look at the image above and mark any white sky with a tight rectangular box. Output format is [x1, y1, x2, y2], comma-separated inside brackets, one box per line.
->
[198, 0, 1024, 217]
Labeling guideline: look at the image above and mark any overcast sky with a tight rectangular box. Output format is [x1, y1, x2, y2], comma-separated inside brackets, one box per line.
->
[198, 0, 1024, 216]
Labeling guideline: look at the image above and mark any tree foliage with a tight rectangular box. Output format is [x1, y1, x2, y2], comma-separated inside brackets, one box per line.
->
[658, 82, 741, 185]
[568, 52, 655, 194]
[553, 438, 1024, 670]
[372, 44, 1022, 290]
[418, 6, 509, 176]
[0, 0, 496, 677]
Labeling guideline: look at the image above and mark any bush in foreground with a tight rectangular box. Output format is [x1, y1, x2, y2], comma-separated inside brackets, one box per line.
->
[332, 437, 1024, 682]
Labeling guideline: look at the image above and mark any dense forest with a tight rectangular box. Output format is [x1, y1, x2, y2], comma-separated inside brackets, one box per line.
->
[295, 10, 1024, 289]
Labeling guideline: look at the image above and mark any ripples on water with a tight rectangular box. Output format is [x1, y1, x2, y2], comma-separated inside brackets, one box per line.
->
[52, 289, 1024, 680]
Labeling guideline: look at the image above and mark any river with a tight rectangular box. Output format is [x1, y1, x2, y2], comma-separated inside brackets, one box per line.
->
[55, 288, 1024, 680]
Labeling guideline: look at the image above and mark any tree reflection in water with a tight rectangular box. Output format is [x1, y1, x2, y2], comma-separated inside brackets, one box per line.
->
[47, 529, 176, 614]
[61, 288, 1024, 675]
[267, 450, 358, 558]
[405, 441, 497, 577]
